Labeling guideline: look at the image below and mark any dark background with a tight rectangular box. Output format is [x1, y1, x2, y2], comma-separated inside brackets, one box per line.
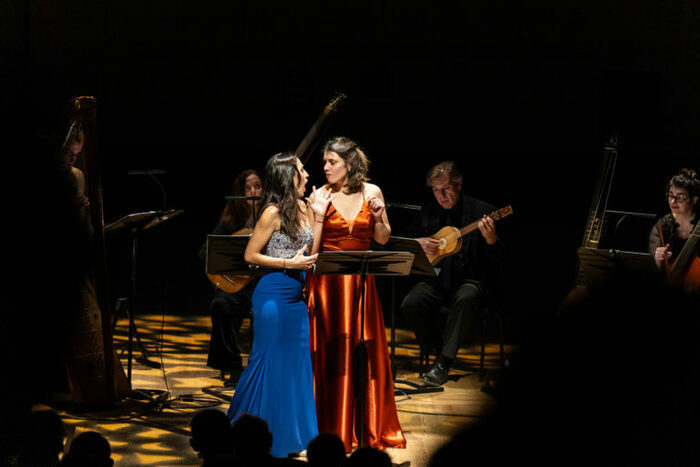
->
[3, 1, 699, 339]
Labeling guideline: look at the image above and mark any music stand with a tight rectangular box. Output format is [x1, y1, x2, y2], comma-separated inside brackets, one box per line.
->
[205, 234, 255, 277]
[577, 247, 660, 290]
[105, 209, 184, 385]
[379, 237, 444, 395]
[201, 234, 258, 401]
[314, 250, 415, 448]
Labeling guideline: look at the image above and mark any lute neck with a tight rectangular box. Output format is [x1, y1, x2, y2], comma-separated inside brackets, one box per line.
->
[458, 208, 506, 237]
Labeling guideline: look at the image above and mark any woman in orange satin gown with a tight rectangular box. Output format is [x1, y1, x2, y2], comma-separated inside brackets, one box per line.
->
[306, 136, 406, 452]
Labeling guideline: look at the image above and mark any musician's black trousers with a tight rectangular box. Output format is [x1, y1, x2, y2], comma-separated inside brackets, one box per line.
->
[400, 280, 484, 361]
[207, 288, 251, 372]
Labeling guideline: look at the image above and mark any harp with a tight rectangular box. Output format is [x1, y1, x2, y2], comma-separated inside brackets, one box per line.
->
[59, 96, 130, 402]
[573, 133, 621, 285]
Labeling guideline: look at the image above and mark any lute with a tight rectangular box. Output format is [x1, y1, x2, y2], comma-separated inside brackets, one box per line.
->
[206, 227, 253, 293]
[426, 205, 513, 265]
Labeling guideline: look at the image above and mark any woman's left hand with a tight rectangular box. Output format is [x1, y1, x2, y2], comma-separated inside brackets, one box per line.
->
[306, 186, 336, 223]
[367, 195, 385, 220]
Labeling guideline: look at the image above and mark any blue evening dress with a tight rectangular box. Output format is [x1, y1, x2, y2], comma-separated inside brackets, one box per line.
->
[227, 226, 318, 457]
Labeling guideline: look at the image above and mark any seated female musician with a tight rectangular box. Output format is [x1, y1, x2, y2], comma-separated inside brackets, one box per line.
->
[198, 169, 262, 385]
[649, 168, 700, 291]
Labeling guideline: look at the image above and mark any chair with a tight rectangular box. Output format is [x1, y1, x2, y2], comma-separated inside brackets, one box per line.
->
[418, 304, 506, 382]
[478, 305, 505, 382]
[417, 308, 447, 377]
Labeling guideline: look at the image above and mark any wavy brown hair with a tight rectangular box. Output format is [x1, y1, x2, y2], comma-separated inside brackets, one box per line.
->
[259, 152, 305, 241]
[322, 136, 370, 194]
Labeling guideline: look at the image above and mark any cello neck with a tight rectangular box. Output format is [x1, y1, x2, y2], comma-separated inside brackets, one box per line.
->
[297, 93, 346, 164]
[671, 220, 700, 273]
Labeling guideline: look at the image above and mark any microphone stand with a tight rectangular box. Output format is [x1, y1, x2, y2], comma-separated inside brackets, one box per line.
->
[128, 169, 168, 211]
[383, 202, 444, 395]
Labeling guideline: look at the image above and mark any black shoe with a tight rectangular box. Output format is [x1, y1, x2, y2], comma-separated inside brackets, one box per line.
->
[419, 359, 449, 387]
[223, 367, 243, 387]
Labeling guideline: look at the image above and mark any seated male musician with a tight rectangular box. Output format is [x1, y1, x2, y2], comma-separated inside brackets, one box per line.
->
[400, 161, 505, 386]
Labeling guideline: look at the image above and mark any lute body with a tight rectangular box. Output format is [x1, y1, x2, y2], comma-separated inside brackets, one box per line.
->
[207, 227, 253, 293]
[426, 205, 513, 265]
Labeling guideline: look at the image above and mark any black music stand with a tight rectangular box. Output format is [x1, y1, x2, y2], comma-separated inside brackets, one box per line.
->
[577, 247, 660, 290]
[314, 250, 415, 448]
[201, 234, 258, 401]
[205, 234, 255, 278]
[105, 209, 183, 386]
[379, 237, 444, 395]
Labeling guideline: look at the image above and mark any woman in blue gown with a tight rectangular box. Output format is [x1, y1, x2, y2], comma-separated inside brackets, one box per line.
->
[227, 152, 334, 458]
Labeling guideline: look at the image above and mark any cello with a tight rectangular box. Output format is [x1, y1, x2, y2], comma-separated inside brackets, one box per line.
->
[661, 219, 700, 292]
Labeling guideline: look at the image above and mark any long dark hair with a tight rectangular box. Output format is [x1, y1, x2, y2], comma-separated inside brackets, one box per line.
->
[322, 136, 370, 194]
[220, 169, 261, 232]
[259, 152, 304, 240]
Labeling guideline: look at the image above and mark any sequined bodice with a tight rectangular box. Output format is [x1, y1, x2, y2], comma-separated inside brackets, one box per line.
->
[321, 199, 375, 252]
[263, 225, 313, 259]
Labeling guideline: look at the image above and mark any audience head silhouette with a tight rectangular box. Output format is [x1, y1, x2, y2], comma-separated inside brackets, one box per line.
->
[18, 409, 65, 466]
[190, 408, 234, 463]
[232, 414, 273, 463]
[307, 433, 346, 467]
[347, 447, 392, 467]
[60, 431, 112, 467]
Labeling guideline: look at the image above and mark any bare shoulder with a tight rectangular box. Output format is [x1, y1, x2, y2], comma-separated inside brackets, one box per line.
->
[261, 204, 279, 216]
[364, 182, 383, 198]
[258, 205, 281, 228]
[314, 184, 331, 196]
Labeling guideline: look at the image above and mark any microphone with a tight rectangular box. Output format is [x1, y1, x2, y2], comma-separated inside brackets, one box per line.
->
[128, 169, 166, 175]
[127, 169, 168, 210]
[386, 202, 422, 211]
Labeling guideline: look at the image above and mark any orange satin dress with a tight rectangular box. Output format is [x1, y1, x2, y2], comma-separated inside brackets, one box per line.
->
[307, 199, 406, 452]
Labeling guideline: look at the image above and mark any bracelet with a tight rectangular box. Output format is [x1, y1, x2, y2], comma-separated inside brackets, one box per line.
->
[315, 218, 324, 224]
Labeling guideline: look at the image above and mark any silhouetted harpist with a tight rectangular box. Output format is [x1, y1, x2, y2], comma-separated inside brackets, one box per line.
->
[52, 98, 130, 404]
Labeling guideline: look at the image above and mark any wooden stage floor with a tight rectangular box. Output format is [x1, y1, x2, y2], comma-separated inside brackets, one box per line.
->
[36, 313, 512, 467]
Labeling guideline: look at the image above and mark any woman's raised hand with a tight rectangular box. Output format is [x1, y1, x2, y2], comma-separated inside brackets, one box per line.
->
[306, 186, 336, 223]
[366, 195, 385, 220]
